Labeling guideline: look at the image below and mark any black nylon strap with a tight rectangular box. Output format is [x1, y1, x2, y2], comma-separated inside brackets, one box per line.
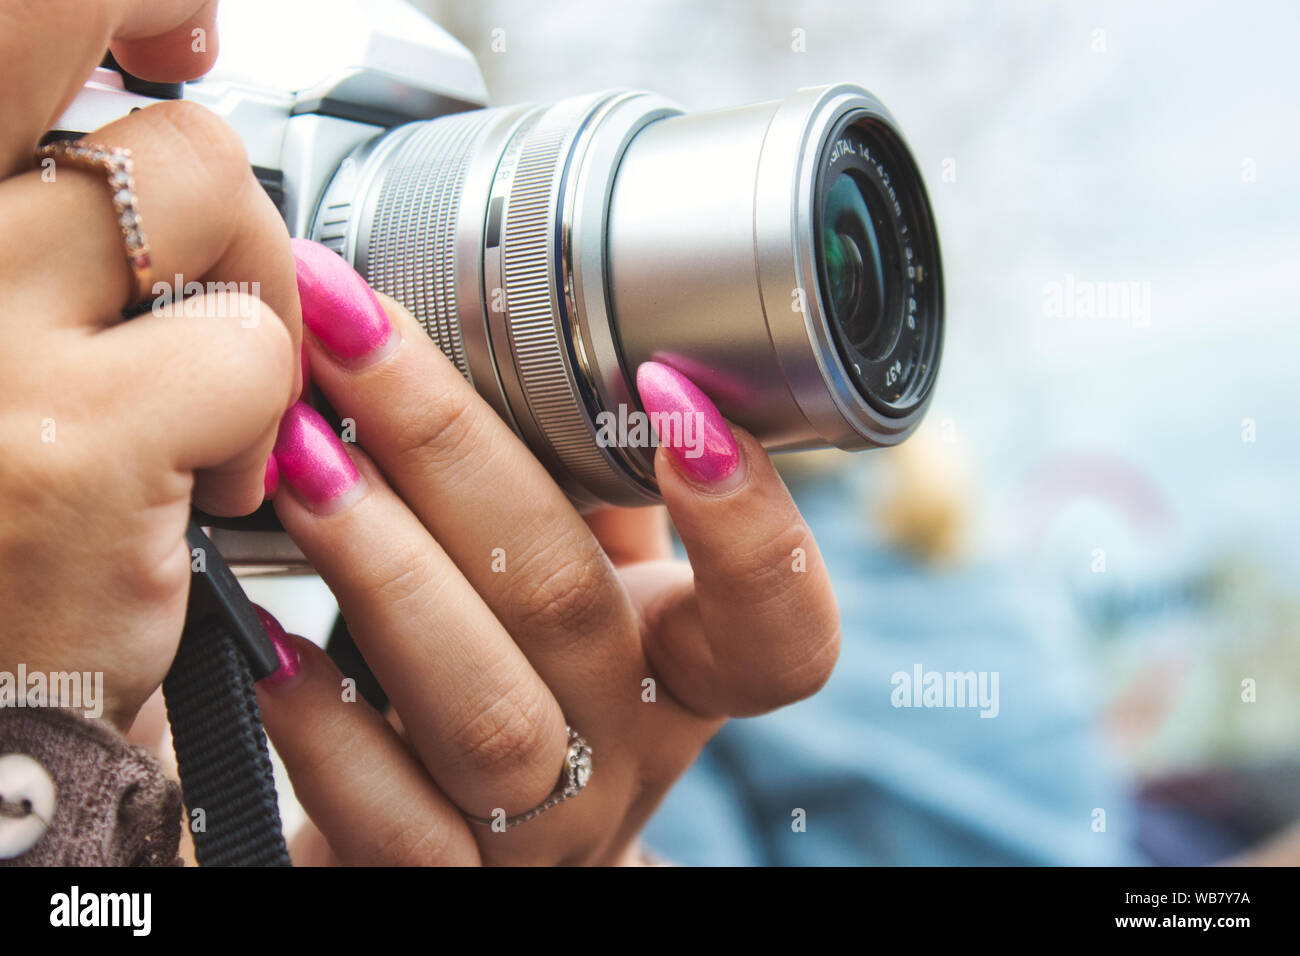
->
[161, 522, 291, 867]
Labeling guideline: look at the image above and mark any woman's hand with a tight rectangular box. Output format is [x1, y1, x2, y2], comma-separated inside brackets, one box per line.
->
[257, 240, 840, 865]
[0, 0, 301, 731]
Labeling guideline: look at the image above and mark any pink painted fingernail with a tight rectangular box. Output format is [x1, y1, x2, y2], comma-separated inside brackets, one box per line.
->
[273, 401, 362, 513]
[263, 454, 279, 500]
[291, 237, 397, 364]
[253, 605, 301, 690]
[635, 361, 742, 488]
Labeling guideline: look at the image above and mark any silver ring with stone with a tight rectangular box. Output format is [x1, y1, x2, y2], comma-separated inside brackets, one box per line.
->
[465, 726, 593, 829]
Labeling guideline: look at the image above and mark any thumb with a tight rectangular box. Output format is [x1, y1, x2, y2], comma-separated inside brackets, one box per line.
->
[110, 0, 220, 82]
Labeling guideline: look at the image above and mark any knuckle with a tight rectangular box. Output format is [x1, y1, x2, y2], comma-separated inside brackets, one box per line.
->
[190, 298, 293, 422]
[733, 606, 841, 716]
[706, 517, 843, 714]
[350, 541, 437, 614]
[727, 520, 814, 608]
[773, 620, 842, 706]
[146, 99, 251, 197]
[390, 381, 485, 473]
[449, 682, 555, 780]
[236, 296, 293, 383]
[209, 292, 288, 348]
[508, 531, 611, 638]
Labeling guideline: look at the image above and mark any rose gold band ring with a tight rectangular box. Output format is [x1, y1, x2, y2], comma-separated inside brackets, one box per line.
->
[35, 141, 152, 307]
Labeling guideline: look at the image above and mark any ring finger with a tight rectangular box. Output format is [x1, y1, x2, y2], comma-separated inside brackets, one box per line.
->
[0, 98, 303, 511]
[0, 98, 301, 346]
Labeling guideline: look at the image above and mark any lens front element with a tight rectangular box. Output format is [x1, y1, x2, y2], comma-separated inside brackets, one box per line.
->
[814, 114, 942, 419]
[820, 170, 893, 360]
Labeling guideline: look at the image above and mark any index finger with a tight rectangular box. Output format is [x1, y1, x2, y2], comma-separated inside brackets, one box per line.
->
[635, 361, 842, 719]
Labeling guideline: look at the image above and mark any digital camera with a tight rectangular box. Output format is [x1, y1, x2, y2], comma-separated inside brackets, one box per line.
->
[57, 0, 944, 570]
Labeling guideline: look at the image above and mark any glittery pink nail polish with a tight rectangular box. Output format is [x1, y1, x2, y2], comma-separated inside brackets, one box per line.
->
[273, 401, 362, 512]
[263, 454, 279, 500]
[253, 605, 301, 689]
[635, 361, 741, 487]
[291, 237, 397, 363]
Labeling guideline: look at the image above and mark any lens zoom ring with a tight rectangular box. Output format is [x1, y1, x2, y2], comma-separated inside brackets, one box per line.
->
[502, 124, 610, 489]
[367, 111, 497, 379]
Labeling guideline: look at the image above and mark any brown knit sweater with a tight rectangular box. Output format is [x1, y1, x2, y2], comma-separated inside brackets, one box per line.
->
[0, 708, 182, 866]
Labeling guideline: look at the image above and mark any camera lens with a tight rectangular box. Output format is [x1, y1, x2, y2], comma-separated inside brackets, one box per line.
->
[813, 114, 942, 418]
[820, 170, 891, 357]
[312, 84, 944, 507]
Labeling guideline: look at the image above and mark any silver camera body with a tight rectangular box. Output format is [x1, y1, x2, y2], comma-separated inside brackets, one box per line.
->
[59, 0, 945, 572]
[58, 1, 489, 251]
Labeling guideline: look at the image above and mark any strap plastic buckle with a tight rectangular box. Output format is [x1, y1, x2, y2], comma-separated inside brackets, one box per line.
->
[184, 519, 280, 681]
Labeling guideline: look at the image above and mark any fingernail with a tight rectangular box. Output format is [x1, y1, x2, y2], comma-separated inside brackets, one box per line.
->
[263, 454, 279, 500]
[291, 237, 398, 365]
[252, 605, 301, 690]
[635, 361, 742, 489]
[273, 401, 363, 513]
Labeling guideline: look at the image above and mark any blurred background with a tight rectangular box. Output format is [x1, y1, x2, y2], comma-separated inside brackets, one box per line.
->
[245, 0, 1300, 864]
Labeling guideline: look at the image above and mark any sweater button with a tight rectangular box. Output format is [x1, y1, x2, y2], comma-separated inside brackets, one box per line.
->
[0, 753, 56, 859]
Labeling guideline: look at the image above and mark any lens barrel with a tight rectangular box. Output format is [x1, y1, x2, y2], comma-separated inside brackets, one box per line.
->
[311, 84, 943, 508]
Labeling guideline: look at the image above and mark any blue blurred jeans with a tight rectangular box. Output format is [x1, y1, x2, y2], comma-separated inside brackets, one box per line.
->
[643, 470, 1140, 865]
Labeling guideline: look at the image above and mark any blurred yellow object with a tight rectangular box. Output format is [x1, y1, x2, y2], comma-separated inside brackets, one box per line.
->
[871, 425, 974, 567]
[771, 447, 847, 481]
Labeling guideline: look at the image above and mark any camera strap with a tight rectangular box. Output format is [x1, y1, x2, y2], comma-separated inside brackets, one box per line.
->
[159, 521, 291, 866]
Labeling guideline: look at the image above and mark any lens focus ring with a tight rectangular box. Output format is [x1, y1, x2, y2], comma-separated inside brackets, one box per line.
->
[363, 111, 502, 378]
[487, 95, 626, 503]
[502, 124, 590, 462]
